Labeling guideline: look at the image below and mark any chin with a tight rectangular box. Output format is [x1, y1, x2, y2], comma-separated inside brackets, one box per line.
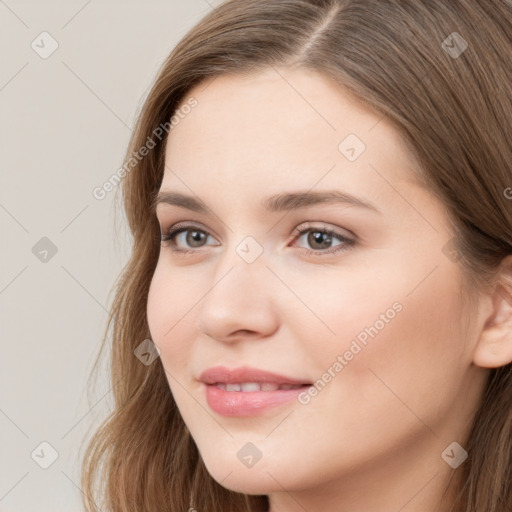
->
[202, 458, 281, 495]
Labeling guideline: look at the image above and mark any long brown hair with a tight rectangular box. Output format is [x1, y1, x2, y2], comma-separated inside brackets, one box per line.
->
[80, 1, 512, 510]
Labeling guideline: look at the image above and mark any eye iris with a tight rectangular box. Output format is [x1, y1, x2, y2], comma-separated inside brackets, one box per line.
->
[308, 230, 332, 250]
[186, 230, 206, 248]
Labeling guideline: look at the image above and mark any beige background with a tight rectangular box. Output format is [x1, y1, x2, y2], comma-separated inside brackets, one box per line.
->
[0, 1, 220, 510]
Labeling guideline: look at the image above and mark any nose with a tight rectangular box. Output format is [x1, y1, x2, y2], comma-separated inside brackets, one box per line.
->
[195, 254, 279, 344]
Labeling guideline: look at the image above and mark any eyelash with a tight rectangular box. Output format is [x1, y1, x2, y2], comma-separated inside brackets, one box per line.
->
[159, 221, 356, 257]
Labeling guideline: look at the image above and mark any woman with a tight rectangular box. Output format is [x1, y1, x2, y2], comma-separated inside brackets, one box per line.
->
[81, 1, 512, 511]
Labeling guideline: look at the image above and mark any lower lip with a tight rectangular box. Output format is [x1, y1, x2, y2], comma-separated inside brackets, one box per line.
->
[204, 384, 310, 416]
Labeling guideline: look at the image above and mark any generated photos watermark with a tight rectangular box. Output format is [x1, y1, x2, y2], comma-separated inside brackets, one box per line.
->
[298, 301, 403, 405]
[92, 97, 198, 201]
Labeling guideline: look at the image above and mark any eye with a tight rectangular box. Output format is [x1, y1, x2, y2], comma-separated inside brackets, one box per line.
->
[159, 221, 356, 257]
[160, 222, 218, 254]
[290, 222, 356, 257]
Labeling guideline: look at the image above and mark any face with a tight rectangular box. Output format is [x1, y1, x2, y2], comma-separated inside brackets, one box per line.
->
[147, 67, 489, 508]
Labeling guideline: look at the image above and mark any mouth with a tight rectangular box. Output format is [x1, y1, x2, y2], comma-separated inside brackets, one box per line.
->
[198, 365, 313, 416]
[210, 382, 310, 392]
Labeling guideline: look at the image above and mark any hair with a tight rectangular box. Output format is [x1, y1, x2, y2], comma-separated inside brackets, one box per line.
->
[80, 1, 512, 511]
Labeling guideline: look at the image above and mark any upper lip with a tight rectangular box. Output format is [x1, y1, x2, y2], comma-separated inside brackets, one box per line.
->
[198, 365, 312, 385]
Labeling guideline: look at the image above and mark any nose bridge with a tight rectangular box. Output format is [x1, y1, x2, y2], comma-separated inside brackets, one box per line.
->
[211, 232, 269, 295]
[195, 235, 279, 341]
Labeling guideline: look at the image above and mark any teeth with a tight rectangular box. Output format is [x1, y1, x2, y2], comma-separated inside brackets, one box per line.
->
[240, 382, 261, 392]
[214, 382, 303, 392]
[260, 383, 280, 391]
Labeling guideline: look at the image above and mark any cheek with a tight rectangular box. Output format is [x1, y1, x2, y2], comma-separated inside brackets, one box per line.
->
[146, 267, 168, 344]
[312, 257, 467, 427]
[297, 242, 463, 375]
[146, 264, 194, 366]
[278, 260, 407, 374]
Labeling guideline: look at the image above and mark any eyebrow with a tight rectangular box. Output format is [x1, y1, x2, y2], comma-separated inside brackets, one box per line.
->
[152, 190, 381, 215]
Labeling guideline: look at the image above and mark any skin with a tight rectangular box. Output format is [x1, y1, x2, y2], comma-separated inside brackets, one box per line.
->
[146, 66, 512, 512]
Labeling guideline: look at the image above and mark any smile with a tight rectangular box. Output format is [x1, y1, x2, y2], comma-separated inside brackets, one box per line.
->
[213, 382, 306, 391]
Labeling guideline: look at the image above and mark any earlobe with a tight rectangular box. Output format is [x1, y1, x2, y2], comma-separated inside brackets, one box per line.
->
[473, 282, 512, 369]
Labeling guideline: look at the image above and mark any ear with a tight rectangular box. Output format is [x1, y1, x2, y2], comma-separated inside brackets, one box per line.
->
[472, 258, 512, 369]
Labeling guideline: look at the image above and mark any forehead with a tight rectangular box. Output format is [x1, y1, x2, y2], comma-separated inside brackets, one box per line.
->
[162, 66, 423, 205]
